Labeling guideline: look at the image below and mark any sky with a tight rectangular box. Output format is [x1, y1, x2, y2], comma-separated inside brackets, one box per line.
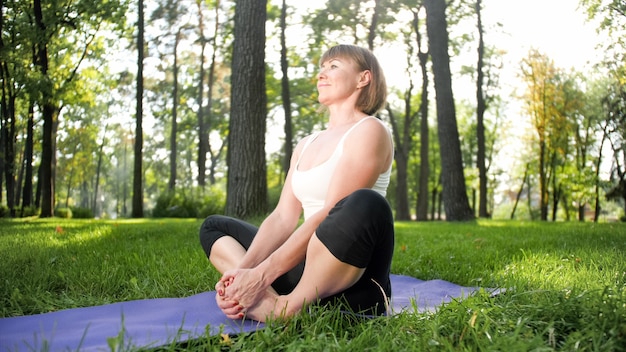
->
[482, 0, 601, 71]
[378, 0, 603, 92]
[364, 0, 608, 188]
[481, 0, 604, 172]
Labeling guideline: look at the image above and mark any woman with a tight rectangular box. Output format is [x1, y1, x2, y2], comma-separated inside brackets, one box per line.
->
[199, 44, 394, 322]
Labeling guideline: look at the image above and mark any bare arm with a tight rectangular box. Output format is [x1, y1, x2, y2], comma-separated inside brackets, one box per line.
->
[222, 119, 392, 308]
[253, 119, 393, 291]
[235, 141, 307, 269]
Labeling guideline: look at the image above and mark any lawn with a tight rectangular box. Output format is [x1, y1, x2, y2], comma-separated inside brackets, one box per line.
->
[1, 218, 625, 351]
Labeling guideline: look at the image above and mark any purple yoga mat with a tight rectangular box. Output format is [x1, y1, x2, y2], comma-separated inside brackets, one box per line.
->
[0, 275, 493, 351]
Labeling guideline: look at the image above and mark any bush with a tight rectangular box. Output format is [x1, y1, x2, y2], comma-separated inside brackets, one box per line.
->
[198, 189, 226, 219]
[153, 187, 225, 219]
[54, 207, 72, 219]
[0, 205, 9, 218]
[70, 207, 94, 219]
[19, 206, 40, 217]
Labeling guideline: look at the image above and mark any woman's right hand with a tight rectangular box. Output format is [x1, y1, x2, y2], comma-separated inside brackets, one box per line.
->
[215, 279, 244, 319]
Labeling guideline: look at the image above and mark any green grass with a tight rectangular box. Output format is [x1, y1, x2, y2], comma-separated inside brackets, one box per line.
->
[1, 219, 625, 351]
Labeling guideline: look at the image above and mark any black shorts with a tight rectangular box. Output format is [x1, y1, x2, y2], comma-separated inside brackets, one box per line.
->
[199, 189, 395, 315]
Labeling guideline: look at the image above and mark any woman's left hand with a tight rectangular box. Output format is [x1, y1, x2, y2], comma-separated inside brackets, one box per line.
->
[220, 268, 268, 309]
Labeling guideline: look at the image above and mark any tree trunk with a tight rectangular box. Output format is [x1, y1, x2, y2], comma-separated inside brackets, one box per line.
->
[21, 102, 35, 210]
[93, 125, 106, 217]
[206, 2, 220, 186]
[33, 0, 56, 217]
[169, 30, 181, 192]
[196, 0, 207, 187]
[280, 0, 293, 178]
[367, 0, 381, 51]
[387, 106, 411, 220]
[225, 0, 268, 219]
[1, 1, 17, 217]
[510, 162, 529, 219]
[132, 0, 144, 218]
[539, 139, 548, 220]
[594, 122, 609, 222]
[424, 0, 473, 221]
[475, 0, 488, 218]
[414, 8, 430, 221]
[1, 83, 16, 217]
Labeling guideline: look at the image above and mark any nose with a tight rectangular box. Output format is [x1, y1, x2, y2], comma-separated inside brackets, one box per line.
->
[317, 67, 327, 80]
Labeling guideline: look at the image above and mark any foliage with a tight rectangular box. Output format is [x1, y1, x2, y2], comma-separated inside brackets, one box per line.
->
[152, 187, 225, 219]
[0, 219, 625, 350]
[70, 207, 95, 219]
[54, 208, 73, 219]
[1, 0, 623, 223]
[0, 206, 9, 219]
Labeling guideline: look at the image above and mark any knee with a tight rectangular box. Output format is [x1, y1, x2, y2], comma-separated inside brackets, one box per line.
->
[199, 214, 227, 251]
[345, 189, 392, 220]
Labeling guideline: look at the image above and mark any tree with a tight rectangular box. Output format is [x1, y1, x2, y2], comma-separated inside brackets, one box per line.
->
[33, 0, 55, 217]
[279, 0, 294, 177]
[603, 79, 626, 216]
[133, 0, 145, 218]
[520, 50, 582, 221]
[424, 0, 474, 221]
[520, 50, 555, 220]
[225, 0, 268, 218]
[168, 27, 181, 192]
[28, 0, 128, 217]
[196, 0, 209, 187]
[580, 0, 626, 219]
[0, 0, 23, 217]
[474, 0, 488, 218]
[413, 5, 431, 221]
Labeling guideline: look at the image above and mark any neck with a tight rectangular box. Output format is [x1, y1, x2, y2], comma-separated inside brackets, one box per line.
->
[326, 105, 367, 129]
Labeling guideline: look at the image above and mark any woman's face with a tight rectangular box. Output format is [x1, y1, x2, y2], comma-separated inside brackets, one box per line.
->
[316, 56, 364, 107]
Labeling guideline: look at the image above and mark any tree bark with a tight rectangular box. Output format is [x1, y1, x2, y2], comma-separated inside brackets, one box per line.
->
[413, 7, 430, 221]
[475, 0, 488, 218]
[196, 0, 208, 187]
[93, 125, 107, 217]
[206, 2, 220, 186]
[132, 0, 144, 218]
[21, 102, 35, 211]
[386, 106, 411, 220]
[280, 0, 293, 178]
[225, 0, 268, 218]
[367, 0, 381, 51]
[424, 0, 474, 221]
[33, 0, 57, 218]
[169, 29, 181, 192]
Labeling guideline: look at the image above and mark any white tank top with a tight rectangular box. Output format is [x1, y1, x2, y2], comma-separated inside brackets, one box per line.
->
[291, 117, 392, 220]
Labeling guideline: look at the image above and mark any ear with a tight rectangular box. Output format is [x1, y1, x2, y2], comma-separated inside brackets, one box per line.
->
[357, 70, 371, 89]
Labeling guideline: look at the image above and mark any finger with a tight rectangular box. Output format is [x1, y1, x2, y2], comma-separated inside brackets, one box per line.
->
[215, 281, 225, 296]
[221, 304, 244, 317]
[216, 295, 242, 311]
[218, 300, 244, 318]
[225, 312, 245, 320]
[220, 271, 236, 283]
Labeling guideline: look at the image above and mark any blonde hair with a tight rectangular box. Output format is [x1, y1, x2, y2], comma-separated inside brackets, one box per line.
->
[320, 44, 387, 116]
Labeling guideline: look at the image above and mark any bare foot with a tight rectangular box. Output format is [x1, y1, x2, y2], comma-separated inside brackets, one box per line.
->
[245, 289, 290, 322]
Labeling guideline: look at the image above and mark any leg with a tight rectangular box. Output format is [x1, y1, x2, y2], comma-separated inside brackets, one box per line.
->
[199, 215, 258, 273]
[209, 236, 247, 273]
[247, 189, 395, 321]
[246, 235, 363, 321]
[199, 214, 304, 294]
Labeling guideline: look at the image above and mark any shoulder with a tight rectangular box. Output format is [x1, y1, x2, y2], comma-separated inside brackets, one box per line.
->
[348, 117, 391, 144]
[291, 132, 318, 162]
[294, 133, 316, 152]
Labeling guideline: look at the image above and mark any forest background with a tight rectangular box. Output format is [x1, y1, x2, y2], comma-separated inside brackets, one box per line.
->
[0, 0, 625, 222]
